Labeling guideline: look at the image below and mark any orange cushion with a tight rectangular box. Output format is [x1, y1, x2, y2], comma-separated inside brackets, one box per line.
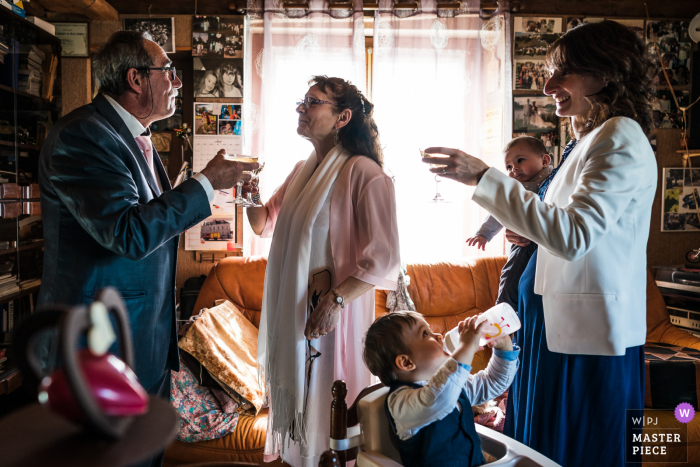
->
[164, 409, 285, 465]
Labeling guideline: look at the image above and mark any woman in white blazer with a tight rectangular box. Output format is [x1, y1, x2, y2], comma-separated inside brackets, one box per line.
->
[424, 21, 656, 466]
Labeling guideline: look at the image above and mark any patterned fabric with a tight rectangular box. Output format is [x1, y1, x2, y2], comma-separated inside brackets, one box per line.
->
[538, 139, 579, 201]
[170, 364, 239, 442]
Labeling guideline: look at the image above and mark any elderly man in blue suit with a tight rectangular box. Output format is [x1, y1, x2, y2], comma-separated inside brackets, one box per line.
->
[37, 31, 254, 413]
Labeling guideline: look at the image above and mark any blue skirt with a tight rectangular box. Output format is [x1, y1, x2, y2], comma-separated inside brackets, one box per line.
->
[503, 249, 645, 467]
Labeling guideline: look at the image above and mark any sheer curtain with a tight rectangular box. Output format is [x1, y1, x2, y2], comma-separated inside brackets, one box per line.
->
[371, 1, 511, 262]
[245, 0, 366, 256]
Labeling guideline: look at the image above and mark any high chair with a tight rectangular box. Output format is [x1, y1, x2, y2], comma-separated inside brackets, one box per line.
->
[328, 380, 562, 467]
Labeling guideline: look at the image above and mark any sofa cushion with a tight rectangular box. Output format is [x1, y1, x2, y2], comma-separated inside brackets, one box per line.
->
[193, 256, 268, 328]
[178, 300, 264, 412]
[164, 409, 276, 465]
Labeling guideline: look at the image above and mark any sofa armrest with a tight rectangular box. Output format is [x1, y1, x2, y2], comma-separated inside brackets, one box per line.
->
[357, 451, 403, 467]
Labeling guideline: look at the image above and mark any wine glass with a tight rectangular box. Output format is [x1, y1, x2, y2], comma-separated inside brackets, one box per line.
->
[244, 163, 265, 207]
[224, 155, 261, 207]
[419, 148, 450, 203]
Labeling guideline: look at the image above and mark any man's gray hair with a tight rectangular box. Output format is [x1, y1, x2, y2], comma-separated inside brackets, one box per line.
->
[92, 30, 154, 97]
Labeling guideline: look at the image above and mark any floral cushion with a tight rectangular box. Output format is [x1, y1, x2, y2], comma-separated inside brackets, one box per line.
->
[171, 364, 239, 442]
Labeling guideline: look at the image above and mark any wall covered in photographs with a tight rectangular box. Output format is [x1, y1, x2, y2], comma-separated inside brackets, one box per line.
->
[646, 21, 692, 87]
[662, 168, 700, 232]
[123, 17, 176, 53]
[192, 16, 245, 99]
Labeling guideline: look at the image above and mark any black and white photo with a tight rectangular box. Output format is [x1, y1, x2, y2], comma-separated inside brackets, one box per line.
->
[194, 57, 244, 99]
[124, 17, 175, 53]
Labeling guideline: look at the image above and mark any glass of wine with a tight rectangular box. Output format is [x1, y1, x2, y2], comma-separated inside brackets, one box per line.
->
[224, 155, 263, 207]
[419, 148, 450, 203]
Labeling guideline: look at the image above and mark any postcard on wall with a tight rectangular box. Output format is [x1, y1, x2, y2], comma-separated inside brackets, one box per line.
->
[514, 17, 562, 34]
[661, 168, 700, 232]
[513, 59, 547, 91]
[53, 22, 89, 57]
[123, 17, 175, 54]
[185, 214, 240, 251]
[513, 96, 558, 134]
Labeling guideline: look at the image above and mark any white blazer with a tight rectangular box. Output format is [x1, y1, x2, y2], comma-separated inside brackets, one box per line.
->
[473, 117, 657, 356]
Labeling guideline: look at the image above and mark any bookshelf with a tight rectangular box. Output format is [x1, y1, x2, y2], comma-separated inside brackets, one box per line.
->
[0, 5, 61, 396]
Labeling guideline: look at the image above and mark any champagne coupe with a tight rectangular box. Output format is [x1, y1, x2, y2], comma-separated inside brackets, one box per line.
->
[225, 155, 262, 207]
[419, 148, 449, 203]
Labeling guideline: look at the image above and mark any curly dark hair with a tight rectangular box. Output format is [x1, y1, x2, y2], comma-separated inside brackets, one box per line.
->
[309, 75, 383, 167]
[546, 20, 655, 136]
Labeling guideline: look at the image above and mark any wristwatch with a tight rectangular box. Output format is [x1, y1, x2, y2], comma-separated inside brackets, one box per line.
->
[331, 288, 345, 309]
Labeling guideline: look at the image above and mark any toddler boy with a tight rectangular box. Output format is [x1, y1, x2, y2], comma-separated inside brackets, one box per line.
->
[363, 311, 519, 467]
[466, 136, 553, 311]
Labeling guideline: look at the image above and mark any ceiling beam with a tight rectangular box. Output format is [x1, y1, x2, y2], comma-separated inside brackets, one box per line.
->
[506, 0, 698, 20]
[34, 0, 119, 21]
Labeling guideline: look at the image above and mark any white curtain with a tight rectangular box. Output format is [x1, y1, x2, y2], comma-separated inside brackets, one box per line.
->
[245, 0, 366, 256]
[371, 1, 511, 262]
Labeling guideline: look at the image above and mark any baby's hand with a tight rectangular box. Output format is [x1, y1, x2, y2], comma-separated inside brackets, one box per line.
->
[466, 235, 488, 251]
[457, 315, 487, 352]
[487, 335, 513, 352]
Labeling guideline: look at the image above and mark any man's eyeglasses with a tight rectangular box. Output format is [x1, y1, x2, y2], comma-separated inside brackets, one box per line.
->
[296, 97, 338, 109]
[138, 67, 177, 81]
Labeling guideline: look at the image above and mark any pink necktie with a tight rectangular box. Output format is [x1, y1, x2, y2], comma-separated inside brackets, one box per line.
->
[134, 134, 155, 177]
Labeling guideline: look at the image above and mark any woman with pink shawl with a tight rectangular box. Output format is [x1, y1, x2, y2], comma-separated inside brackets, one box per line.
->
[245, 76, 401, 467]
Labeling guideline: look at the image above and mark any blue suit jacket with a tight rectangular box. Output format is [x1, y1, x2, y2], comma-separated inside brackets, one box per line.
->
[38, 94, 212, 391]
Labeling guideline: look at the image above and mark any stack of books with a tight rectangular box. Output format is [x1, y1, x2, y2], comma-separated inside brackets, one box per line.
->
[0, 39, 8, 66]
[18, 45, 44, 96]
[19, 278, 40, 290]
[0, 274, 19, 299]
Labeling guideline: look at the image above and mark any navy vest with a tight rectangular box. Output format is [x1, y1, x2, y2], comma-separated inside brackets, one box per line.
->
[384, 380, 486, 467]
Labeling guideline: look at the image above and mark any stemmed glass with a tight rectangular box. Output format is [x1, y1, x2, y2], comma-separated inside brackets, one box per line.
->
[419, 148, 449, 203]
[225, 155, 264, 207]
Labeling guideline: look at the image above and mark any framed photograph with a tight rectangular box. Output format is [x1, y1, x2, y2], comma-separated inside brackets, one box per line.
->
[53, 22, 89, 57]
[194, 57, 244, 99]
[151, 132, 172, 153]
[514, 17, 562, 34]
[124, 17, 176, 54]
[514, 33, 559, 59]
[662, 168, 700, 232]
[514, 59, 547, 91]
[513, 96, 558, 134]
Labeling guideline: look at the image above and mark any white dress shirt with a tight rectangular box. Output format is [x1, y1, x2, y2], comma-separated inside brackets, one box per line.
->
[104, 94, 214, 202]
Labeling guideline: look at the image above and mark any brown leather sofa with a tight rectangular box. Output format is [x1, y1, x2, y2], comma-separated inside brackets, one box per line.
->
[164, 255, 700, 467]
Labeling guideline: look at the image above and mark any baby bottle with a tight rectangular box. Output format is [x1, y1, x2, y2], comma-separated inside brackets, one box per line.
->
[443, 302, 521, 352]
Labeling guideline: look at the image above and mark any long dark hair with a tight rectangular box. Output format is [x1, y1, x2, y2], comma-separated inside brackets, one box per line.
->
[309, 75, 383, 168]
[546, 20, 655, 136]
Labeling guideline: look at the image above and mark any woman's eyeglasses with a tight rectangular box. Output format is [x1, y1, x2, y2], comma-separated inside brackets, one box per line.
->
[138, 67, 177, 81]
[296, 97, 338, 109]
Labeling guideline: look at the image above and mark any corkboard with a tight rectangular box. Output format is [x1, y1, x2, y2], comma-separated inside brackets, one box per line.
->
[648, 129, 700, 267]
[61, 58, 92, 115]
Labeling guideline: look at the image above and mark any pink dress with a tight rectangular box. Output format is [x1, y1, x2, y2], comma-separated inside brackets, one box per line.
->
[261, 155, 401, 464]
